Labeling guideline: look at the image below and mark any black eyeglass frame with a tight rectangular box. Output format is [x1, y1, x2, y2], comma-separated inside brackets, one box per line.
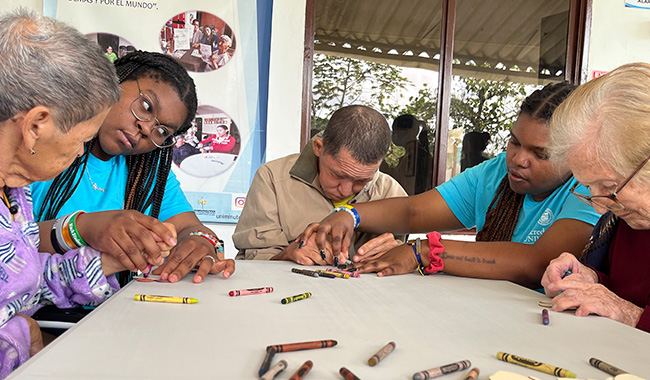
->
[130, 79, 176, 148]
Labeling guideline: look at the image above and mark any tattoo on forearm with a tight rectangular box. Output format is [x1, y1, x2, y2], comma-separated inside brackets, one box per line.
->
[440, 252, 495, 264]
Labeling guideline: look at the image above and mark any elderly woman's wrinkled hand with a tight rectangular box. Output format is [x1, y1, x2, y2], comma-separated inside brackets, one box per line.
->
[541, 252, 597, 297]
[549, 281, 644, 327]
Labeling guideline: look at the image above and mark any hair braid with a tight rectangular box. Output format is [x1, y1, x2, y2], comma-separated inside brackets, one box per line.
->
[36, 51, 197, 221]
[475, 82, 576, 242]
[475, 175, 524, 241]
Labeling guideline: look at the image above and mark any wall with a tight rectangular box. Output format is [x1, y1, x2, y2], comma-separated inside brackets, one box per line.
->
[587, 1, 650, 79]
[208, 0, 306, 258]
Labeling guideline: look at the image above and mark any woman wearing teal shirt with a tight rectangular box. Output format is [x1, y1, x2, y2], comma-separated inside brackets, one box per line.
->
[31, 51, 234, 284]
[304, 82, 600, 289]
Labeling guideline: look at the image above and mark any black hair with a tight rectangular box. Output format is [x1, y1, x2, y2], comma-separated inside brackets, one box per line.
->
[36, 51, 197, 221]
[476, 82, 576, 242]
[322, 105, 391, 165]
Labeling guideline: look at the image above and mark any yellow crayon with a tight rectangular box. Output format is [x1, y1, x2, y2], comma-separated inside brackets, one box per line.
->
[135, 294, 198, 304]
[497, 352, 576, 378]
[281, 292, 312, 304]
[316, 270, 350, 279]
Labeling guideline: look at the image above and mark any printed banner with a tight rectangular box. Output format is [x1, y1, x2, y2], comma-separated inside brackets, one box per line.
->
[55, 0, 269, 223]
[625, 0, 650, 9]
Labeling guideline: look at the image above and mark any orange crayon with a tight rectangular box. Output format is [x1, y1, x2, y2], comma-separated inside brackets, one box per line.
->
[289, 360, 313, 380]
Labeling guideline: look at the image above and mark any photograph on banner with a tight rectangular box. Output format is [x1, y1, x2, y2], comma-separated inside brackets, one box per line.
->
[86, 32, 136, 62]
[173, 104, 240, 178]
[55, 0, 268, 225]
[160, 10, 236, 73]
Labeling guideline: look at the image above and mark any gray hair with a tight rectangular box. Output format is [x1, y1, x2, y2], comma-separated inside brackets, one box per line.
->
[549, 62, 650, 183]
[0, 9, 120, 131]
[322, 105, 391, 165]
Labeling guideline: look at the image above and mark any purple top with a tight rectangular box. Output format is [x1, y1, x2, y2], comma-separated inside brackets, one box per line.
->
[0, 186, 119, 378]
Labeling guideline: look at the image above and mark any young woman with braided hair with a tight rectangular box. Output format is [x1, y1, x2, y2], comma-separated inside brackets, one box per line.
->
[303, 82, 600, 288]
[31, 51, 235, 284]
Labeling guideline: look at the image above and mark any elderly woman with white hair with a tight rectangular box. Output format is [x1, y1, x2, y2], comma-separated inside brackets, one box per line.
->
[0, 10, 128, 377]
[541, 62, 650, 333]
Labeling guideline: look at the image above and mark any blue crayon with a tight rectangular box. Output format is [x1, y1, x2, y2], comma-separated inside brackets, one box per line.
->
[542, 309, 550, 325]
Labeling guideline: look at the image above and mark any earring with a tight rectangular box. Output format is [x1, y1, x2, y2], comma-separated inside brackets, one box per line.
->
[30, 148, 36, 155]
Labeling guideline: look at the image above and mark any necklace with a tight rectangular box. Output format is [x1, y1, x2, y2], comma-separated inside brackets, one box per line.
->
[86, 165, 115, 192]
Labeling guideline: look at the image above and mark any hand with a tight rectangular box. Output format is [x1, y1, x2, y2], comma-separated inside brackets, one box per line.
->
[277, 234, 334, 266]
[541, 252, 597, 297]
[153, 232, 235, 283]
[354, 243, 418, 277]
[302, 210, 356, 266]
[353, 233, 399, 262]
[549, 281, 643, 327]
[16, 314, 44, 357]
[76, 210, 177, 272]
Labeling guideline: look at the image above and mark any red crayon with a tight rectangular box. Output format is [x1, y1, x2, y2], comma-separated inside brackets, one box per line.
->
[289, 360, 313, 380]
[229, 287, 274, 297]
[268, 339, 337, 353]
[340, 367, 361, 380]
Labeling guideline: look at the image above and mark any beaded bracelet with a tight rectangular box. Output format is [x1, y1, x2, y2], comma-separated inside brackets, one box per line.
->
[330, 205, 360, 229]
[408, 238, 425, 276]
[189, 230, 221, 254]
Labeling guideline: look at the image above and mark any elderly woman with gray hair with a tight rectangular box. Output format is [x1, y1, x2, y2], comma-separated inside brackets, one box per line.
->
[0, 10, 126, 377]
[541, 62, 650, 333]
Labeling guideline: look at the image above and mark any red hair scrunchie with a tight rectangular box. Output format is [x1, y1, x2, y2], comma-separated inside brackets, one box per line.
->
[424, 231, 445, 274]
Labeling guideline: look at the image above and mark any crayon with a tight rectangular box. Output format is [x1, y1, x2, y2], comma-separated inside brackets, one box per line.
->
[298, 240, 304, 249]
[589, 358, 627, 376]
[135, 278, 155, 282]
[134, 294, 198, 304]
[260, 359, 288, 380]
[229, 287, 274, 296]
[334, 256, 339, 266]
[289, 360, 313, 380]
[496, 352, 576, 378]
[317, 272, 337, 278]
[258, 347, 276, 377]
[368, 341, 396, 366]
[339, 367, 361, 380]
[542, 309, 549, 325]
[463, 368, 480, 380]
[281, 292, 312, 304]
[412, 360, 471, 380]
[326, 268, 360, 278]
[316, 270, 349, 279]
[267, 339, 337, 353]
[320, 249, 326, 260]
[291, 268, 319, 277]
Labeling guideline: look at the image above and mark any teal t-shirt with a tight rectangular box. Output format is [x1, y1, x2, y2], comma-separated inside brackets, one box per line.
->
[31, 153, 192, 221]
[437, 152, 600, 244]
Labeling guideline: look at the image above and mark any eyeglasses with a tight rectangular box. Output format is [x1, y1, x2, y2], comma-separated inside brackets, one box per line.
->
[130, 79, 175, 148]
[569, 154, 650, 211]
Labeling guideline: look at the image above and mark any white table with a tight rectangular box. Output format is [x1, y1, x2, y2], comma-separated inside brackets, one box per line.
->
[10, 261, 650, 379]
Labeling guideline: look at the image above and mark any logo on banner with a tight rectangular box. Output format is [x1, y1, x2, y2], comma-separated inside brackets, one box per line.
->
[233, 196, 246, 209]
[198, 197, 207, 208]
[625, 0, 650, 9]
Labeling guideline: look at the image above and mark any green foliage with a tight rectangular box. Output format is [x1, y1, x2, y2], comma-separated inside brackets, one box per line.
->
[311, 54, 411, 132]
[450, 75, 529, 152]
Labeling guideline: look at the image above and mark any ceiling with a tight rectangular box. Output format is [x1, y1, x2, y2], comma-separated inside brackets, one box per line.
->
[314, 0, 571, 84]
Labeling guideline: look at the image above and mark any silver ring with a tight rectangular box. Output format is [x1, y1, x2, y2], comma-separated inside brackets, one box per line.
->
[201, 254, 216, 267]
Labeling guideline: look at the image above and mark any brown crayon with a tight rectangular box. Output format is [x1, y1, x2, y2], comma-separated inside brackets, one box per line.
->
[340, 367, 361, 380]
[267, 339, 337, 353]
[589, 358, 627, 376]
[289, 360, 313, 380]
[463, 367, 480, 380]
[292, 268, 319, 277]
[368, 341, 396, 366]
